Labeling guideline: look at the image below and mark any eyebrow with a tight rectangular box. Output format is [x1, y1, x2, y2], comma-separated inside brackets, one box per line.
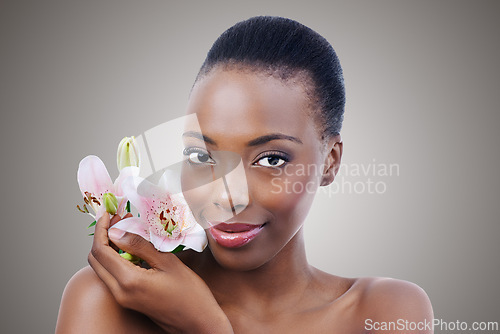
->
[247, 133, 303, 146]
[182, 131, 303, 147]
[182, 131, 217, 146]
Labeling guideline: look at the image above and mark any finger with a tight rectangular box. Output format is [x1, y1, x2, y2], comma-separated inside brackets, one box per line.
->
[93, 213, 111, 247]
[110, 213, 133, 228]
[87, 251, 120, 296]
[108, 215, 121, 251]
[108, 213, 133, 252]
[108, 230, 178, 270]
[91, 213, 140, 281]
[110, 214, 122, 227]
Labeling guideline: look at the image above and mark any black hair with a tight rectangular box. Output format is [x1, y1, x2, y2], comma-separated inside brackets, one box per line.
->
[195, 15, 346, 138]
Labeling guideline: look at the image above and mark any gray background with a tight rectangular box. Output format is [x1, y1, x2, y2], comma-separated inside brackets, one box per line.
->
[1, 0, 499, 333]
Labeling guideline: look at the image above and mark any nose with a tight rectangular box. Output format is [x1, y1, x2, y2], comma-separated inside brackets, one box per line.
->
[212, 159, 250, 218]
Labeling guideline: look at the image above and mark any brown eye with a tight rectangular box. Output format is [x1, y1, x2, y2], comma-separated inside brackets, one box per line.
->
[188, 152, 215, 164]
[183, 147, 216, 165]
[256, 156, 286, 167]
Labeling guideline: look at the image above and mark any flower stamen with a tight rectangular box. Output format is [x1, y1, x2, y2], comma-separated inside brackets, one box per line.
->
[159, 210, 178, 235]
[76, 204, 89, 214]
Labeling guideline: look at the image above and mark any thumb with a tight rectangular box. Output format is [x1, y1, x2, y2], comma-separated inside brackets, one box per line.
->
[108, 229, 178, 269]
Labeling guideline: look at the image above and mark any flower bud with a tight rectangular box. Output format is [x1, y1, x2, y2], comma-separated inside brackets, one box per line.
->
[120, 252, 141, 264]
[102, 192, 118, 215]
[117, 136, 140, 170]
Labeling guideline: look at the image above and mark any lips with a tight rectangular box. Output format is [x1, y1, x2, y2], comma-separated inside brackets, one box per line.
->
[208, 222, 265, 248]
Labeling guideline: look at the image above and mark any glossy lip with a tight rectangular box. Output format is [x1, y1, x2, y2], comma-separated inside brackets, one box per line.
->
[208, 221, 265, 248]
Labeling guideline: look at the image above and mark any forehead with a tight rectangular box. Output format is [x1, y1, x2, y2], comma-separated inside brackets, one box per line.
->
[186, 69, 318, 144]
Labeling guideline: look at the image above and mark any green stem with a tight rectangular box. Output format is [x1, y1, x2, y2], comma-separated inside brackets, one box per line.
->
[171, 245, 185, 253]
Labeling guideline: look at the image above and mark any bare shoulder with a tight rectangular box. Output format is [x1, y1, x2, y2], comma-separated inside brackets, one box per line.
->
[56, 266, 163, 334]
[354, 277, 434, 333]
[357, 277, 433, 315]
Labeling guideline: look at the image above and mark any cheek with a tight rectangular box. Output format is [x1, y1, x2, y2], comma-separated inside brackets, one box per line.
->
[181, 164, 215, 224]
[181, 162, 322, 231]
[181, 161, 250, 225]
[182, 183, 211, 219]
[252, 168, 320, 226]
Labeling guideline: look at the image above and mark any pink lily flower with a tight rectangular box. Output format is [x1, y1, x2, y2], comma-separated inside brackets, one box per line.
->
[110, 172, 208, 252]
[77, 155, 139, 220]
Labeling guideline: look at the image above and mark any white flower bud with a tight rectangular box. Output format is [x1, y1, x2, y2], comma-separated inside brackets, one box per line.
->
[117, 136, 140, 171]
[102, 192, 118, 215]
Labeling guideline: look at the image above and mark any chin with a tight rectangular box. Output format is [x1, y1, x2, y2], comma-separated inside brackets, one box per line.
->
[207, 238, 276, 272]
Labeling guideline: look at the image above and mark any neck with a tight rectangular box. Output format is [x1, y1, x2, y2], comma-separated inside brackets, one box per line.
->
[195, 227, 313, 316]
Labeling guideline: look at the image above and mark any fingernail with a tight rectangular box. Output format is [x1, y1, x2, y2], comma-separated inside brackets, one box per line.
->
[108, 228, 126, 240]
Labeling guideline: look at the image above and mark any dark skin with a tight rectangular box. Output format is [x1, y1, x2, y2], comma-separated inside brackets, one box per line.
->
[57, 68, 433, 333]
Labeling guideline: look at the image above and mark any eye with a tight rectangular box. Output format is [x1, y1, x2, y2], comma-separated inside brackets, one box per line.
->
[183, 147, 216, 165]
[254, 152, 289, 168]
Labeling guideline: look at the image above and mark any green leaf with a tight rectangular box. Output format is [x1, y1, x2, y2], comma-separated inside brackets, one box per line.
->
[118, 249, 124, 254]
[126, 200, 131, 213]
[88, 233, 94, 236]
[171, 245, 185, 254]
[87, 220, 96, 228]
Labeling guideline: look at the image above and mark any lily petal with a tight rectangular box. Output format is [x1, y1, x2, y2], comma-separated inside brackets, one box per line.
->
[114, 166, 140, 196]
[159, 168, 182, 195]
[116, 195, 128, 217]
[150, 230, 183, 252]
[181, 223, 208, 252]
[94, 205, 107, 221]
[170, 193, 197, 226]
[118, 169, 208, 253]
[110, 217, 150, 240]
[121, 176, 152, 215]
[77, 155, 114, 197]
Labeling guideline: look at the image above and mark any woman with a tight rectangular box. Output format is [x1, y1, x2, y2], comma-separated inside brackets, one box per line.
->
[57, 16, 433, 333]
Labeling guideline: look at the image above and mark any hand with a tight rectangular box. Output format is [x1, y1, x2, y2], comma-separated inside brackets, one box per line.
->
[88, 213, 234, 334]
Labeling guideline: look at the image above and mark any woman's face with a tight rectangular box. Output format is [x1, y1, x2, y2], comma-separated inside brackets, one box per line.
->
[181, 68, 336, 271]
